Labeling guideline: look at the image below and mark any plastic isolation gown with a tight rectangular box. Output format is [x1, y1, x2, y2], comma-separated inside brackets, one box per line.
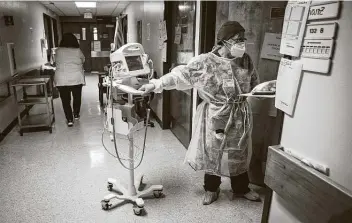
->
[150, 52, 259, 177]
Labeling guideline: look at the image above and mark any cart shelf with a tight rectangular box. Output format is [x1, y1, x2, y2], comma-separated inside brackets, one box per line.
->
[18, 97, 53, 105]
[11, 76, 55, 135]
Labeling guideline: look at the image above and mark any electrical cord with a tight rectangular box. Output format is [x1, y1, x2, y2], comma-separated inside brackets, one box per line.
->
[101, 115, 132, 161]
[103, 63, 149, 170]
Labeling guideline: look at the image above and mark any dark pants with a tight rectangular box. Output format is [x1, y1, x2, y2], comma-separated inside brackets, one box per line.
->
[204, 172, 250, 194]
[57, 85, 83, 121]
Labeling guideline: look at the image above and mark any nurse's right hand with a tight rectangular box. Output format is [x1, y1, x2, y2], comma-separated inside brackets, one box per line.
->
[138, 83, 155, 96]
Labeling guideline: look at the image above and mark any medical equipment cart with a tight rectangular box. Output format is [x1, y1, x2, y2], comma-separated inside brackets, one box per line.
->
[100, 43, 163, 215]
[101, 87, 163, 215]
[11, 76, 55, 135]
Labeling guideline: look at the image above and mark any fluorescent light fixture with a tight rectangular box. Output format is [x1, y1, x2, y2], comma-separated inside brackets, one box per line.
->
[75, 2, 96, 8]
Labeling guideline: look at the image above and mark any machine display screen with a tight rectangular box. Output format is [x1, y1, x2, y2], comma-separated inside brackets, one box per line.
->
[125, 56, 143, 71]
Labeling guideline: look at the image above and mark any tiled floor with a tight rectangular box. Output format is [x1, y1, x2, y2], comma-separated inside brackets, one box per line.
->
[0, 74, 264, 223]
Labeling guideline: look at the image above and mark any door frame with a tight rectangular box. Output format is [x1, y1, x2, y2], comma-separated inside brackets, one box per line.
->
[161, 1, 173, 130]
[196, 0, 217, 108]
[162, 0, 217, 140]
[162, 1, 197, 148]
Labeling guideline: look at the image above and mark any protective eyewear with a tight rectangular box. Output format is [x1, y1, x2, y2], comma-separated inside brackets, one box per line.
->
[224, 37, 247, 45]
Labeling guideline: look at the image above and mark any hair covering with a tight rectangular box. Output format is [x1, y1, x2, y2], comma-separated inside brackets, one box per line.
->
[216, 21, 245, 45]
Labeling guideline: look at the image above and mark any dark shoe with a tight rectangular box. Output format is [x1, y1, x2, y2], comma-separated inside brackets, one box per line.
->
[74, 114, 80, 120]
[202, 188, 220, 205]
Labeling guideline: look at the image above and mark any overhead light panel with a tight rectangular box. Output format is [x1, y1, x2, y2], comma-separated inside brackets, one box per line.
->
[75, 2, 96, 8]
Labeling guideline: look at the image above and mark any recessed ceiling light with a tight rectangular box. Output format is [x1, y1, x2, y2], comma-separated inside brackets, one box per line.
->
[75, 2, 96, 8]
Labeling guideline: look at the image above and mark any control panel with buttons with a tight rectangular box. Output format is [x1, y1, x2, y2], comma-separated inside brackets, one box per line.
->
[300, 39, 334, 59]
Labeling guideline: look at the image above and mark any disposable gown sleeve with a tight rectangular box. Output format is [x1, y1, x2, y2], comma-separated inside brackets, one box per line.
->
[149, 55, 205, 93]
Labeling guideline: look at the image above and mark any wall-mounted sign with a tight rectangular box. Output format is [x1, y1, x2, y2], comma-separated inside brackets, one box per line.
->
[93, 41, 101, 51]
[82, 27, 86, 40]
[84, 12, 93, 19]
[304, 22, 337, 39]
[299, 57, 331, 74]
[4, 16, 14, 26]
[106, 24, 114, 28]
[308, 1, 340, 20]
[146, 23, 151, 41]
[174, 26, 181, 44]
[270, 7, 286, 19]
[301, 39, 334, 59]
[260, 33, 282, 61]
[280, 0, 311, 57]
[275, 58, 303, 116]
[6, 43, 17, 76]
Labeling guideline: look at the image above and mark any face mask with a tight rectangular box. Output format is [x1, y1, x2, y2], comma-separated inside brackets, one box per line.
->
[230, 42, 245, 58]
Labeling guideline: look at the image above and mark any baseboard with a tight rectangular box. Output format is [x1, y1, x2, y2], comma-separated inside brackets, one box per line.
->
[0, 105, 33, 143]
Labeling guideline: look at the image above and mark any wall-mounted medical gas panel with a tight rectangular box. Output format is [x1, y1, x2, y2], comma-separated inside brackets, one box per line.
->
[301, 39, 334, 59]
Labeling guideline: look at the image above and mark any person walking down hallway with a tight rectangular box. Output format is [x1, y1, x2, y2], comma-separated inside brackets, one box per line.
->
[54, 33, 85, 127]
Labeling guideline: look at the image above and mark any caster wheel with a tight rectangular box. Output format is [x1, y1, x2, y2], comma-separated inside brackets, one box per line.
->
[153, 190, 163, 198]
[101, 200, 112, 210]
[107, 182, 113, 191]
[150, 123, 155, 128]
[133, 206, 144, 216]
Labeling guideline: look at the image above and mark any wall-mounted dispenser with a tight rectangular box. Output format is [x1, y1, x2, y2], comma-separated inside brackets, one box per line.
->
[6, 43, 17, 76]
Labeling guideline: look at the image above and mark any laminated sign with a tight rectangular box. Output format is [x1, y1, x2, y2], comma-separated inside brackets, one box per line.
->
[275, 58, 303, 116]
[260, 33, 282, 61]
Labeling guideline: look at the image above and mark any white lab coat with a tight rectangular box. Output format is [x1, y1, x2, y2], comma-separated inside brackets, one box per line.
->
[54, 47, 85, 86]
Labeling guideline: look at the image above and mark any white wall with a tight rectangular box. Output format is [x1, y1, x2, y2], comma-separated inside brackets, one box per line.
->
[269, 1, 352, 222]
[0, 1, 60, 133]
[123, 1, 165, 123]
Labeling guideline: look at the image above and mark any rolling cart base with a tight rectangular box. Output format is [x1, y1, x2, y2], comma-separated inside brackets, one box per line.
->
[101, 175, 163, 215]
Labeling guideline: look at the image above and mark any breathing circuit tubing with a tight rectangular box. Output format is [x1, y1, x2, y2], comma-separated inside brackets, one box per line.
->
[101, 61, 152, 170]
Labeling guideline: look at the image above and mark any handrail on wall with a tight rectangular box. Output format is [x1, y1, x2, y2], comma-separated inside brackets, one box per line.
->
[264, 145, 352, 223]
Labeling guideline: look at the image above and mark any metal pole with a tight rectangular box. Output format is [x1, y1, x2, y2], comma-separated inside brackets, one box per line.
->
[127, 92, 137, 196]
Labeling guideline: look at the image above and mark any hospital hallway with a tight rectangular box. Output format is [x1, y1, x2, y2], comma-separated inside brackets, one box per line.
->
[0, 74, 264, 223]
[2, 1, 352, 222]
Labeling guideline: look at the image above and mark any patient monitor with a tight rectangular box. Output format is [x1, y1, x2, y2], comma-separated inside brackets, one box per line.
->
[110, 43, 151, 78]
[106, 43, 153, 136]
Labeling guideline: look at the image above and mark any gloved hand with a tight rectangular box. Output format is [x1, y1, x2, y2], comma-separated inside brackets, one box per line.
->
[138, 83, 156, 96]
[252, 80, 276, 93]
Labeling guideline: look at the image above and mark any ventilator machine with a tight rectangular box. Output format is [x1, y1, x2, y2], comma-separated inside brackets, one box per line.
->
[100, 43, 163, 215]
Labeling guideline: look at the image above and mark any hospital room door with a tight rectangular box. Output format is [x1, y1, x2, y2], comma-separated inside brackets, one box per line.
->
[90, 22, 115, 72]
[62, 23, 92, 72]
[168, 1, 197, 148]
